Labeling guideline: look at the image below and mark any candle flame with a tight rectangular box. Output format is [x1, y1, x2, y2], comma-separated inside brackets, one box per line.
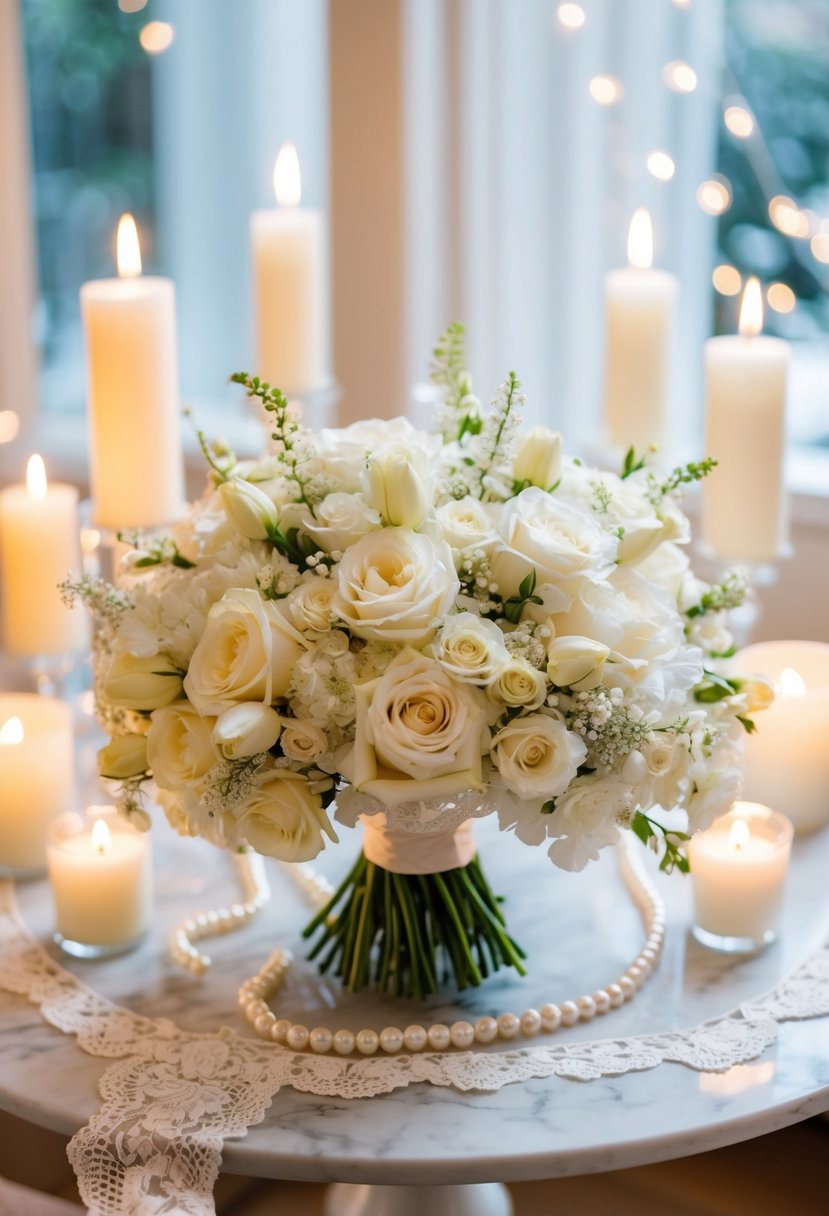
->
[627, 208, 653, 269]
[779, 667, 806, 698]
[117, 213, 142, 278]
[273, 142, 301, 207]
[728, 818, 751, 851]
[738, 276, 763, 336]
[91, 818, 112, 855]
[0, 717, 24, 745]
[26, 454, 47, 500]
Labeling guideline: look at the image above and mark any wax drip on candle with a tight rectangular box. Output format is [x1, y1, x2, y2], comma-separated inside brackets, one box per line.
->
[627, 208, 653, 269]
[728, 818, 751, 852]
[778, 667, 806, 698]
[0, 717, 24, 745]
[91, 818, 112, 856]
[739, 276, 763, 336]
[273, 142, 301, 208]
[116, 213, 142, 278]
[26, 454, 47, 501]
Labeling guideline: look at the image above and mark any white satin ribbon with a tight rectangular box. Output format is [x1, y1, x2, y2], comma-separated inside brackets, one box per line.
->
[360, 814, 476, 874]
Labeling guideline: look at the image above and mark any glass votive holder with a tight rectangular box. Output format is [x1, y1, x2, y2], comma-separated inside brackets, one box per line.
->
[47, 808, 152, 959]
[688, 801, 793, 954]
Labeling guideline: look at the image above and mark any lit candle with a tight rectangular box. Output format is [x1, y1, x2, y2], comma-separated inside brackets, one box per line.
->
[251, 142, 328, 395]
[737, 640, 829, 835]
[0, 693, 75, 876]
[702, 277, 789, 561]
[604, 208, 678, 451]
[688, 802, 792, 951]
[0, 455, 88, 656]
[80, 213, 184, 530]
[47, 810, 152, 957]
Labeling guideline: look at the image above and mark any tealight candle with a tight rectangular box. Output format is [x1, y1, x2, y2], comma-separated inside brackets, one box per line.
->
[688, 802, 792, 953]
[737, 640, 829, 835]
[47, 809, 152, 958]
[0, 693, 75, 877]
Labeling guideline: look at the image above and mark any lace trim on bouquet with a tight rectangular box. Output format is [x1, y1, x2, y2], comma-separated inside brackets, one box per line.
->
[335, 785, 498, 834]
[1, 880, 828, 1216]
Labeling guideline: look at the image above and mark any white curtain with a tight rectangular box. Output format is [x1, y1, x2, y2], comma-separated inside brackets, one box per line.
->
[405, 0, 723, 450]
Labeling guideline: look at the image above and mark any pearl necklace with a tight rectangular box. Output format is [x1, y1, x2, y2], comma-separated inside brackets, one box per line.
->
[239, 839, 666, 1055]
[169, 851, 271, 975]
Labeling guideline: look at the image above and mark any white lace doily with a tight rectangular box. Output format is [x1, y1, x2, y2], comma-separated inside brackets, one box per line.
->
[1, 876, 829, 1216]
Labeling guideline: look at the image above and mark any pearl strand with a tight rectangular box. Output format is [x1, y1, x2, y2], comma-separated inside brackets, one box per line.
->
[170, 850, 271, 975]
[239, 835, 666, 1054]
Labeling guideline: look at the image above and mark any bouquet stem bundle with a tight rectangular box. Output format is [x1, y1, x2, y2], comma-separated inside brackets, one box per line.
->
[302, 851, 527, 999]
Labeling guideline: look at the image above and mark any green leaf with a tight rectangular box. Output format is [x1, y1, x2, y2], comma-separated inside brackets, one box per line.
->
[737, 715, 757, 734]
[631, 812, 653, 847]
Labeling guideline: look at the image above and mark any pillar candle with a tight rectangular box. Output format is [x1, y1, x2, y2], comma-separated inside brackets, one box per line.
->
[0, 455, 88, 656]
[0, 693, 74, 874]
[737, 640, 829, 834]
[604, 209, 678, 452]
[80, 213, 184, 530]
[702, 278, 789, 561]
[251, 143, 328, 396]
[48, 811, 152, 952]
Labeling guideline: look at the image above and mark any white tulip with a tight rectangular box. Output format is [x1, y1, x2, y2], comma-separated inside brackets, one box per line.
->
[98, 733, 149, 780]
[547, 635, 611, 691]
[513, 426, 562, 490]
[213, 703, 282, 759]
[218, 478, 279, 540]
[366, 445, 430, 530]
[103, 651, 183, 710]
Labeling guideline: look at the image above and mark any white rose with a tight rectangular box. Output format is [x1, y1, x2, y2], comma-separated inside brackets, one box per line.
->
[183, 588, 306, 714]
[102, 652, 183, 710]
[365, 445, 430, 530]
[98, 733, 148, 780]
[636, 541, 692, 602]
[279, 717, 329, 763]
[341, 652, 485, 807]
[434, 496, 497, 554]
[487, 659, 548, 709]
[333, 528, 459, 643]
[286, 579, 337, 634]
[513, 426, 562, 490]
[302, 492, 381, 554]
[433, 613, 509, 683]
[218, 478, 280, 541]
[490, 713, 586, 801]
[546, 635, 611, 692]
[642, 736, 675, 776]
[316, 418, 441, 493]
[213, 703, 282, 759]
[547, 774, 630, 871]
[492, 488, 617, 597]
[235, 769, 337, 862]
[147, 703, 218, 789]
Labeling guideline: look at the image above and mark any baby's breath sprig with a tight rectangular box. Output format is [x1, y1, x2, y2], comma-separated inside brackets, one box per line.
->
[686, 568, 747, 619]
[430, 322, 482, 443]
[231, 372, 321, 514]
[566, 688, 653, 769]
[59, 575, 132, 626]
[476, 370, 525, 501]
[203, 754, 268, 814]
[646, 456, 718, 505]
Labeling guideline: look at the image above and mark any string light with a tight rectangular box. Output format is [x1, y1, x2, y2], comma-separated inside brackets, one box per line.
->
[646, 151, 676, 182]
[139, 20, 175, 54]
[769, 195, 810, 239]
[663, 60, 697, 93]
[712, 265, 742, 296]
[724, 103, 755, 139]
[696, 176, 732, 216]
[588, 75, 623, 106]
[557, 3, 586, 29]
[766, 283, 796, 314]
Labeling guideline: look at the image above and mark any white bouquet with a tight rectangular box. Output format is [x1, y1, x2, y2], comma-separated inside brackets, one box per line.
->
[69, 324, 769, 998]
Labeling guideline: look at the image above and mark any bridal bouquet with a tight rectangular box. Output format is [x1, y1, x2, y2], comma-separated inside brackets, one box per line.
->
[69, 324, 769, 999]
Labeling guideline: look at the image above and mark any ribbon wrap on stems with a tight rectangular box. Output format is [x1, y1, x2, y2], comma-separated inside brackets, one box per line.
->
[361, 814, 477, 875]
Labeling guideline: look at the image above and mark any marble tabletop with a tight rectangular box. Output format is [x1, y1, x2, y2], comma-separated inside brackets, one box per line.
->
[2, 809, 829, 1187]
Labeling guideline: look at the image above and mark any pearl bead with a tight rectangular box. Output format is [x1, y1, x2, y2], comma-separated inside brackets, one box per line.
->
[540, 1003, 561, 1032]
[403, 1025, 428, 1052]
[356, 1029, 379, 1056]
[474, 1017, 498, 1044]
[195, 913, 209, 929]
[626, 963, 644, 987]
[640, 945, 658, 963]
[286, 1024, 309, 1050]
[559, 1000, 579, 1027]
[254, 1012, 276, 1036]
[230, 903, 245, 919]
[619, 975, 636, 1000]
[206, 910, 220, 926]
[497, 1013, 520, 1040]
[449, 1021, 475, 1049]
[576, 995, 596, 1022]
[606, 983, 624, 1009]
[520, 1009, 542, 1037]
[427, 1024, 451, 1051]
[272, 1018, 292, 1044]
[635, 957, 653, 978]
[592, 989, 611, 1015]
[309, 1027, 333, 1054]
[182, 919, 197, 935]
[333, 1029, 355, 1056]
[380, 1027, 404, 1053]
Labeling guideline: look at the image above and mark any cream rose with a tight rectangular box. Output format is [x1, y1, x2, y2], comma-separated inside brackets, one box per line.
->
[491, 712, 586, 801]
[102, 651, 184, 711]
[333, 528, 459, 643]
[147, 703, 218, 789]
[316, 417, 441, 493]
[279, 717, 328, 763]
[213, 703, 282, 759]
[183, 588, 305, 714]
[487, 659, 548, 709]
[286, 579, 337, 634]
[98, 733, 149, 780]
[492, 488, 617, 597]
[235, 770, 337, 862]
[302, 492, 381, 554]
[434, 496, 497, 554]
[434, 613, 509, 684]
[341, 652, 485, 807]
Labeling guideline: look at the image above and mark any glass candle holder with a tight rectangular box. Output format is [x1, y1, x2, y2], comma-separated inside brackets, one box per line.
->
[47, 808, 152, 959]
[688, 801, 793, 954]
[0, 694, 75, 879]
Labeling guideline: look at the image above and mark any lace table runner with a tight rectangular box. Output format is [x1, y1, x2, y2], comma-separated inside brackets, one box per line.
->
[1, 876, 829, 1216]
